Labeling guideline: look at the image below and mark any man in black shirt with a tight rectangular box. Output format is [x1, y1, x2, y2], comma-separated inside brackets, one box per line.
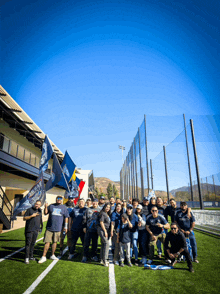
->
[23, 200, 43, 264]
[164, 223, 194, 272]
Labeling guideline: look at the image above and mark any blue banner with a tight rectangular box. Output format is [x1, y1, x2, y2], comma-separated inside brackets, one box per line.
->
[45, 153, 63, 191]
[64, 179, 79, 199]
[57, 151, 76, 189]
[12, 172, 46, 220]
[39, 135, 53, 173]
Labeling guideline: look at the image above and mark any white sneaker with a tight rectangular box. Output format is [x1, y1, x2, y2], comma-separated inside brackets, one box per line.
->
[147, 259, 153, 265]
[38, 256, 47, 264]
[142, 257, 147, 264]
[50, 255, 59, 260]
[24, 258, 29, 264]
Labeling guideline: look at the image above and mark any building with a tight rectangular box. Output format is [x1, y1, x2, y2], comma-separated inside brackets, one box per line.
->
[0, 85, 94, 231]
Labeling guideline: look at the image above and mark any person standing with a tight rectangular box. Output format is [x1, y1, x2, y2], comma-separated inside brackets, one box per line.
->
[117, 213, 133, 267]
[109, 196, 116, 213]
[110, 203, 123, 265]
[146, 206, 170, 264]
[136, 204, 148, 265]
[23, 200, 43, 264]
[98, 196, 106, 208]
[97, 203, 111, 267]
[126, 204, 139, 265]
[59, 195, 75, 256]
[164, 223, 194, 272]
[38, 196, 69, 263]
[81, 199, 101, 262]
[68, 198, 87, 259]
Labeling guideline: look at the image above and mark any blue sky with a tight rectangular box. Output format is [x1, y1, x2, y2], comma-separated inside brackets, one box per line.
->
[1, 0, 220, 182]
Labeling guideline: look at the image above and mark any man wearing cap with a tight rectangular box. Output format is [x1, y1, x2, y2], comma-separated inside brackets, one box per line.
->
[81, 199, 101, 262]
[132, 198, 139, 214]
[68, 198, 87, 259]
[175, 202, 199, 263]
[164, 223, 194, 272]
[140, 197, 150, 217]
[146, 206, 170, 264]
[126, 203, 139, 265]
[99, 196, 106, 208]
[38, 196, 69, 263]
[59, 195, 75, 256]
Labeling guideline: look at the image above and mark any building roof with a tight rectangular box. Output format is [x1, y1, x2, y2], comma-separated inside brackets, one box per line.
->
[0, 85, 64, 160]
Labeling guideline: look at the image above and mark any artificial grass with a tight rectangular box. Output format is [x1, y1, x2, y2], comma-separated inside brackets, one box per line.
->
[0, 226, 220, 294]
[114, 231, 220, 294]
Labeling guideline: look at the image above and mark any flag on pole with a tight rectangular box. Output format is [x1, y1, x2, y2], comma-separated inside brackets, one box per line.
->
[39, 135, 53, 173]
[75, 176, 81, 187]
[12, 172, 46, 220]
[64, 178, 79, 199]
[57, 151, 76, 190]
[45, 153, 63, 191]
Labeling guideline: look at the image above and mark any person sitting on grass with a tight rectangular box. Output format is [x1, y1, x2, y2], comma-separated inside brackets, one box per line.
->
[146, 206, 170, 265]
[164, 223, 194, 273]
[117, 213, 133, 267]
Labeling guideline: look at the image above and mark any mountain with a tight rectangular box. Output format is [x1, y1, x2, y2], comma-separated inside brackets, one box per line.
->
[94, 177, 120, 195]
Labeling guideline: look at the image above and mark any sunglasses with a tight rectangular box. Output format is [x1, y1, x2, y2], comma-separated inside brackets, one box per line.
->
[171, 227, 177, 230]
[127, 207, 132, 209]
[57, 198, 62, 200]
[152, 210, 158, 212]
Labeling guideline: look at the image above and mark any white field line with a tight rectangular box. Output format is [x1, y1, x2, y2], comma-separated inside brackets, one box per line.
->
[0, 237, 44, 263]
[108, 239, 117, 294]
[23, 246, 68, 294]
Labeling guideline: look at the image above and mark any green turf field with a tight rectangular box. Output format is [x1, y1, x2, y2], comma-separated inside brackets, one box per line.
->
[0, 225, 219, 294]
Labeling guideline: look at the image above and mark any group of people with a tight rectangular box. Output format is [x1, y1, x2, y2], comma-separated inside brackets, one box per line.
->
[23, 194, 198, 273]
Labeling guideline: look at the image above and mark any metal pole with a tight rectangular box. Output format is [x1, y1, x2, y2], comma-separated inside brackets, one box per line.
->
[144, 115, 150, 194]
[138, 128, 144, 199]
[206, 177, 209, 201]
[134, 137, 138, 198]
[163, 146, 170, 202]
[212, 175, 217, 201]
[190, 119, 204, 209]
[150, 159, 154, 190]
[183, 114, 194, 201]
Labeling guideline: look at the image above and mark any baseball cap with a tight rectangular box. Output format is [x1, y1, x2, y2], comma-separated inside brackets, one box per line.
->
[86, 198, 91, 201]
[121, 213, 128, 220]
[93, 198, 99, 202]
[143, 197, 149, 201]
[68, 195, 74, 200]
[137, 204, 143, 210]
[127, 204, 133, 209]
[100, 196, 105, 200]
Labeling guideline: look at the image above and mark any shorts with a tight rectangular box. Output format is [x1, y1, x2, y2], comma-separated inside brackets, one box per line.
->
[44, 230, 61, 243]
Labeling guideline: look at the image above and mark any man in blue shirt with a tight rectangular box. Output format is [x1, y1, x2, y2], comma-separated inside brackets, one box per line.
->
[175, 202, 199, 263]
[126, 204, 139, 265]
[68, 198, 87, 259]
[146, 206, 170, 264]
[38, 196, 69, 264]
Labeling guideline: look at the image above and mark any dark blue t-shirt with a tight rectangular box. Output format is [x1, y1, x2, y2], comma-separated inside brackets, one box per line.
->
[119, 222, 131, 243]
[111, 211, 121, 231]
[70, 206, 87, 231]
[46, 204, 69, 232]
[146, 214, 168, 236]
[127, 213, 139, 233]
[175, 210, 195, 231]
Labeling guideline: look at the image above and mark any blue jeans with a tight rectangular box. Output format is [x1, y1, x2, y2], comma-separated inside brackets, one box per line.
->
[189, 231, 197, 259]
[130, 231, 138, 260]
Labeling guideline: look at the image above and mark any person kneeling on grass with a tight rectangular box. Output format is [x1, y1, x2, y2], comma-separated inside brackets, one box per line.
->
[146, 206, 170, 265]
[117, 213, 133, 267]
[38, 196, 69, 264]
[164, 223, 194, 273]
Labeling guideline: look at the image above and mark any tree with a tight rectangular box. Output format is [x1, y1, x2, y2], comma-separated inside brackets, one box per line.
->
[107, 183, 113, 199]
[113, 184, 119, 197]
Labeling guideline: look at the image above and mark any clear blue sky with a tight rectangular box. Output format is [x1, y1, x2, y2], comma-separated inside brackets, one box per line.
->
[1, 0, 220, 181]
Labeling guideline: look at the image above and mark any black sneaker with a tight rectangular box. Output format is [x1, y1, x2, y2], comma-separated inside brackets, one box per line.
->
[189, 266, 194, 273]
[29, 257, 36, 261]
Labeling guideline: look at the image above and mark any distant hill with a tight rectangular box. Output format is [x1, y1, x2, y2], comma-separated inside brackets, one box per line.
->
[94, 177, 120, 196]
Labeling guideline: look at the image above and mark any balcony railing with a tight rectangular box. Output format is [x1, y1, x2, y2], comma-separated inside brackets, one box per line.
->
[0, 133, 51, 173]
